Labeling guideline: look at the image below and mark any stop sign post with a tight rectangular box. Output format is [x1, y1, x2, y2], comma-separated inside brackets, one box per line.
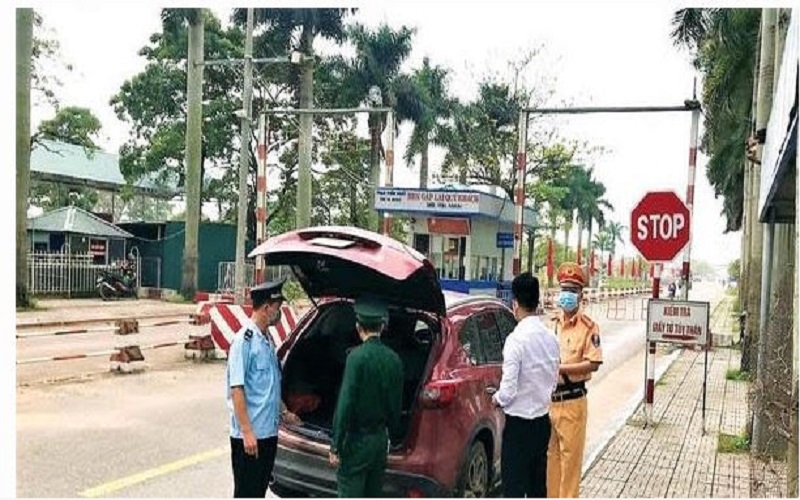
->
[630, 191, 692, 426]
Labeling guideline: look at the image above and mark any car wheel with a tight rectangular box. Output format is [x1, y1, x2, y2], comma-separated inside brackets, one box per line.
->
[457, 440, 489, 498]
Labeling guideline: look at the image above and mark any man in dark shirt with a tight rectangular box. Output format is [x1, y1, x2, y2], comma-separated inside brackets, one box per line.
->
[329, 296, 404, 497]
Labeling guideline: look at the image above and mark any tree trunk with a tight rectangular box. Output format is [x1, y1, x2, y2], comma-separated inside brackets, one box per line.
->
[182, 10, 204, 300]
[420, 141, 429, 188]
[16, 9, 33, 308]
[296, 23, 314, 229]
[367, 114, 381, 232]
[750, 8, 776, 452]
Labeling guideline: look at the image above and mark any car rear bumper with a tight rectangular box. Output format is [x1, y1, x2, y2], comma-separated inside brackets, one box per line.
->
[273, 444, 448, 497]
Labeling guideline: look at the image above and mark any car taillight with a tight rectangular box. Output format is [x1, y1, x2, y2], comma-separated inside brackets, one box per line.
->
[420, 380, 460, 409]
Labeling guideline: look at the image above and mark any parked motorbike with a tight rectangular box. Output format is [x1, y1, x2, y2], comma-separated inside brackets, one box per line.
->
[96, 260, 138, 300]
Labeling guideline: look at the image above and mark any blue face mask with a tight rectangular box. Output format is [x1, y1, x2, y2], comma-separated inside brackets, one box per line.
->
[558, 291, 579, 312]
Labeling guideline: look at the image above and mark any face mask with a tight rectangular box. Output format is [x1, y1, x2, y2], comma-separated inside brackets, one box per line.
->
[558, 291, 579, 312]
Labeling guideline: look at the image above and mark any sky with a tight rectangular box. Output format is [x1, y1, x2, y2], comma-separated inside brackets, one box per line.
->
[12, 0, 743, 269]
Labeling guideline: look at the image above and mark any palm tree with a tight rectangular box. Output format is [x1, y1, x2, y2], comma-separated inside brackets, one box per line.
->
[605, 221, 626, 262]
[233, 8, 354, 229]
[16, 8, 34, 308]
[337, 23, 415, 231]
[576, 169, 613, 264]
[396, 57, 454, 188]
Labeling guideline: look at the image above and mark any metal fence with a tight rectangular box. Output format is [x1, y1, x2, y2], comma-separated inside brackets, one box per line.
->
[28, 250, 117, 296]
[217, 262, 292, 292]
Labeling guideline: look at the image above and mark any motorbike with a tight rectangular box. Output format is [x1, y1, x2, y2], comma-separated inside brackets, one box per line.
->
[96, 261, 138, 300]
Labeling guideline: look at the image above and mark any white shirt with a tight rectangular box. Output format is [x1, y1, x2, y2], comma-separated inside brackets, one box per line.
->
[492, 315, 560, 419]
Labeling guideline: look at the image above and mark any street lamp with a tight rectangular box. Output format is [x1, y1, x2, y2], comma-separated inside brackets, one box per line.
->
[368, 86, 383, 106]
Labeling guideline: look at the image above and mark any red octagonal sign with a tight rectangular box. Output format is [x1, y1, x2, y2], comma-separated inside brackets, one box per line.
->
[630, 191, 691, 262]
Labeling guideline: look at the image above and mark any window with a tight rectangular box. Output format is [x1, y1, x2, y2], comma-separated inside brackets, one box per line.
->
[459, 318, 484, 365]
[494, 310, 517, 342]
[476, 312, 503, 364]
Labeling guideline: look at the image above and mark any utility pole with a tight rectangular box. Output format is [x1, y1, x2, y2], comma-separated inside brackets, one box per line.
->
[181, 9, 204, 301]
[234, 8, 254, 305]
[296, 27, 314, 229]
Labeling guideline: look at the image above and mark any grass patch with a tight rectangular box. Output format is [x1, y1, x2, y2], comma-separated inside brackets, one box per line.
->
[726, 368, 750, 382]
[718, 432, 750, 453]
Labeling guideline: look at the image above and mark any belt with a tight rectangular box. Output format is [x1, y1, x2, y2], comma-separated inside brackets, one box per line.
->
[552, 386, 587, 403]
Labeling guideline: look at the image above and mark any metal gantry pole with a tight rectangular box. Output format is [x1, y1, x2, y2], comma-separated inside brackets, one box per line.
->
[512, 111, 528, 277]
[682, 99, 701, 300]
[255, 113, 268, 284]
[382, 110, 395, 236]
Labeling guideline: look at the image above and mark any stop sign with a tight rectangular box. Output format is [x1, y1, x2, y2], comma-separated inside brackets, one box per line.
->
[630, 191, 691, 261]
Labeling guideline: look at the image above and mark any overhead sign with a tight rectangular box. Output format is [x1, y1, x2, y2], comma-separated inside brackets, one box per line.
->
[496, 232, 514, 248]
[375, 188, 481, 215]
[630, 191, 691, 261]
[646, 299, 710, 346]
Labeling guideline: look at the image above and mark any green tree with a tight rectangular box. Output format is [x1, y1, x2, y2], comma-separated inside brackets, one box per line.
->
[233, 8, 354, 229]
[605, 221, 626, 261]
[398, 56, 454, 189]
[671, 8, 761, 231]
[336, 22, 415, 230]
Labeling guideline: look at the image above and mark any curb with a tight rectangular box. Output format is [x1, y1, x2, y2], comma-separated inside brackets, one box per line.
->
[581, 347, 683, 477]
[16, 311, 193, 330]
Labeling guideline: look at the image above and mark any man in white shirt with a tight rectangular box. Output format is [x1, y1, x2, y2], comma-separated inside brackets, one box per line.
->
[493, 272, 560, 497]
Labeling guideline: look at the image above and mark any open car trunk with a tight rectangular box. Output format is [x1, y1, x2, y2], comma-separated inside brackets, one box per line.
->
[281, 300, 438, 449]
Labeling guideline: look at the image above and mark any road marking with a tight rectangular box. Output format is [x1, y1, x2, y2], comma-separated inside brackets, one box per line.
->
[78, 446, 227, 497]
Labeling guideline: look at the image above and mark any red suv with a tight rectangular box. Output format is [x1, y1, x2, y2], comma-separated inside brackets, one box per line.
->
[250, 226, 517, 497]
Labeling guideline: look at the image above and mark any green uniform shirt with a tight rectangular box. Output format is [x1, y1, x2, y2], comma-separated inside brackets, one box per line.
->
[331, 337, 404, 454]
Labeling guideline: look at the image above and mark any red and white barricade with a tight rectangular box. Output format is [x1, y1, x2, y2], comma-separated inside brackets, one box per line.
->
[209, 304, 299, 357]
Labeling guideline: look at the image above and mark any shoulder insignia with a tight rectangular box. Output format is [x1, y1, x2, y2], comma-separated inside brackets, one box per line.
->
[244, 329, 253, 341]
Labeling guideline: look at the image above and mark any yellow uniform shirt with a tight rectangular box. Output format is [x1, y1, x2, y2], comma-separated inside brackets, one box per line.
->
[553, 310, 603, 384]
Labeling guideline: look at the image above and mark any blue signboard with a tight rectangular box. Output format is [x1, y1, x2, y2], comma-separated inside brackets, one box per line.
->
[496, 232, 514, 248]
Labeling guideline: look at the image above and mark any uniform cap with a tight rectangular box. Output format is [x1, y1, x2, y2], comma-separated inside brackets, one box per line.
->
[557, 262, 586, 288]
[250, 277, 287, 303]
[353, 296, 388, 329]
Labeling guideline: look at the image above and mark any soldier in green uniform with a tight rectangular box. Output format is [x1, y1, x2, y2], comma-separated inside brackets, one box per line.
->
[328, 296, 404, 498]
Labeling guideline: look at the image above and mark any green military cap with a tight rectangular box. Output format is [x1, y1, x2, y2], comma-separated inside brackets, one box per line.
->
[353, 296, 388, 329]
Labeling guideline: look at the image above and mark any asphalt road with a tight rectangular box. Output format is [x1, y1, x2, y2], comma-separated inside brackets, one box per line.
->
[16, 283, 723, 497]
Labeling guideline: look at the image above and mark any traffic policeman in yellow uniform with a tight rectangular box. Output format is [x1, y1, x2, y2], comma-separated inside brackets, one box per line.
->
[329, 296, 404, 498]
[547, 263, 603, 498]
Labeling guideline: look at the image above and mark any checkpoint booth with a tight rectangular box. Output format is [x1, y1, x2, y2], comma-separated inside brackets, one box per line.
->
[375, 185, 537, 296]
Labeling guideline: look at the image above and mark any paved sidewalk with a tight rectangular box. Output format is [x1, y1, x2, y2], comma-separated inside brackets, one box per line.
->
[582, 295, 756, 498]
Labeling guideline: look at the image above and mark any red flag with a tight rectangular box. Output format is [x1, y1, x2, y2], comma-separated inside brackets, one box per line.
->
[607, 254, 613, 276]
[546, 238, 554, 281]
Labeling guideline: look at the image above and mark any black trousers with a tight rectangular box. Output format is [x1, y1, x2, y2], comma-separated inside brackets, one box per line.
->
[501, 413, 551, 498]
[230, 436, 278, 498]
